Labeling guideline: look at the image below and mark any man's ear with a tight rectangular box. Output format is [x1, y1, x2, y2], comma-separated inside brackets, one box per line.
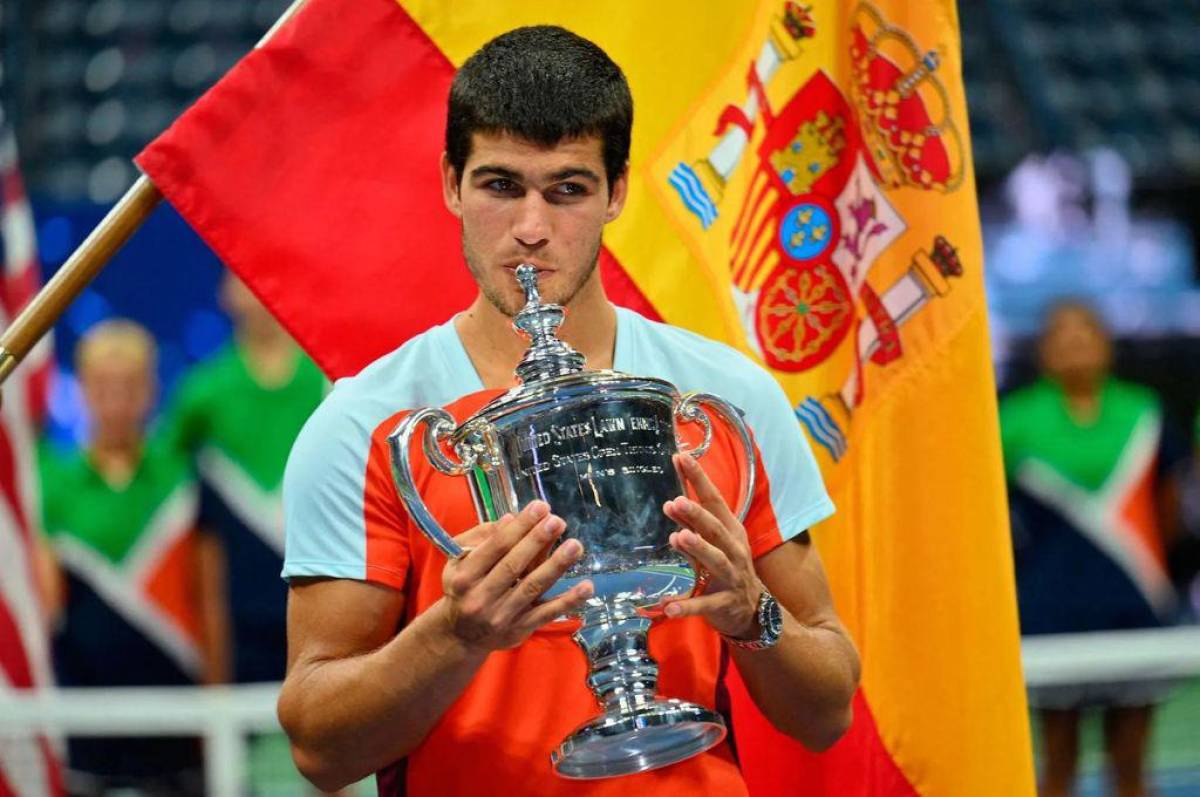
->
[604, 162, 630, 223]
[440, 152, 462, 218]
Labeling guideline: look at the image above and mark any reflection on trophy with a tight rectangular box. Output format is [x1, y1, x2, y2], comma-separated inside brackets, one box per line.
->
[387, 265, 756, 778]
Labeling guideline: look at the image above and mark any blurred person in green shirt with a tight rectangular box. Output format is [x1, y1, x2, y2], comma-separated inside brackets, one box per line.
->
[161, 274, 325, 684]
[1000, 301, 1186, 797]
[41, 319, 222, 796]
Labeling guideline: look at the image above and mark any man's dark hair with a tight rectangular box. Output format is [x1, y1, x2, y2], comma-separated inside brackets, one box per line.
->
[446, 26, 633, 190]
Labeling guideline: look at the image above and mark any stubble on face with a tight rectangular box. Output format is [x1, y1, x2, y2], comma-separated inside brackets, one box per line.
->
[460, 225, 603, 317]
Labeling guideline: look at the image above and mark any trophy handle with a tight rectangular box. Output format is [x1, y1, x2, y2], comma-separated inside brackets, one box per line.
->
[674, 393, 758, 522]
[387, 408, 475, 560]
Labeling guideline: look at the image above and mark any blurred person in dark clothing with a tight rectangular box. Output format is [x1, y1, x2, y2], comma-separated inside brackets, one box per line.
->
[1000, 300, 1186, 797]
[40, 320, 220, 797]
[161, 274, 325, 683]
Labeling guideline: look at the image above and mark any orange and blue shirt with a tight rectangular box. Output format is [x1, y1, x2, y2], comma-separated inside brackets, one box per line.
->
[282, 307, 834, 796]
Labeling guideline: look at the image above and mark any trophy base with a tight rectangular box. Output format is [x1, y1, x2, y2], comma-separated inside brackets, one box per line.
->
[551, 697, 726, 779]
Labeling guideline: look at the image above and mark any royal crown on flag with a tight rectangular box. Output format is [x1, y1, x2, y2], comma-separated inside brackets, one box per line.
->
[849, 5, 965, 192]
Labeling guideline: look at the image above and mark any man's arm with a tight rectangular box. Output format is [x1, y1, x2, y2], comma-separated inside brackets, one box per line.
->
[663, 454, 859, 750]
[731, 538, 859, 748]
[277, 502, 593, 792]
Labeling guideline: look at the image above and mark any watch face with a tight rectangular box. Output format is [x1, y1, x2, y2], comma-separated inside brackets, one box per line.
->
[763, 593, 784, 638]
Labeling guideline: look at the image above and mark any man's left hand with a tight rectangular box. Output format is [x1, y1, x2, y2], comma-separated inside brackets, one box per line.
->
[661, 452, 763, 641]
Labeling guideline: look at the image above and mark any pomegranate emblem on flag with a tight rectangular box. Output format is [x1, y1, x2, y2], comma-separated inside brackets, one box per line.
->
[657, 1, 967, 462]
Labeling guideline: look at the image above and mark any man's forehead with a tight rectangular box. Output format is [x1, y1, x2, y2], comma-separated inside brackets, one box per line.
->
[465, 131, 605, 177]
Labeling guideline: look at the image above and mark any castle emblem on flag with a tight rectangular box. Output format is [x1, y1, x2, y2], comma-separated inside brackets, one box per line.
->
[657, 1, 968, 462]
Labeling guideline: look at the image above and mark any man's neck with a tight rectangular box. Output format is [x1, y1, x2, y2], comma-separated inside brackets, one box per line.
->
[454, 276, 617, 390]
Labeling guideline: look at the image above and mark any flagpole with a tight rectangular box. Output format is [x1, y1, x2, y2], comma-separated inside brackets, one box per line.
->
[0, 0, 310, 388]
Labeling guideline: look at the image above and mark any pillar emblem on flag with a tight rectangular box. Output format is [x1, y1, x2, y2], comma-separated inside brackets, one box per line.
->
[655, 1, 969, 462]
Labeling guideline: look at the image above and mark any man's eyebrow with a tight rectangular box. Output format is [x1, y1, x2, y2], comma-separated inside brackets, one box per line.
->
[548, 167, 601, 183]
[468, 165, 601, 184]
[469, 165, 522, 181]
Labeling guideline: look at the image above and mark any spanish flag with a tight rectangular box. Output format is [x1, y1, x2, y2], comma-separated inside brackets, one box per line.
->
[136, 1, 1034, 793]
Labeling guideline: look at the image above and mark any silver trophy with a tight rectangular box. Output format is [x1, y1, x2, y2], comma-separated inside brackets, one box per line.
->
[388, 265, 755, 778]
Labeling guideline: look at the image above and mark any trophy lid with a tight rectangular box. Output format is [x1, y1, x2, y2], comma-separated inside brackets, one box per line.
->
[452, 265, 678, 439]
[512, 264, 586, 383]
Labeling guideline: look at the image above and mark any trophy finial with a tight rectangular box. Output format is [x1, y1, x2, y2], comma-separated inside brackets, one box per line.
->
[516, 263, 541, 304]
[512, 264, 585, 383]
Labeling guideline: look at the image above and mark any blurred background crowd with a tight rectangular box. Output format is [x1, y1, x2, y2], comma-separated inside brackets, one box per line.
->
[2, 0, 1200, 795]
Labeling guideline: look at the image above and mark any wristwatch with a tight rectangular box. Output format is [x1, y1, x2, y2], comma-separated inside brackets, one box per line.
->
[723, 589, 783, 651]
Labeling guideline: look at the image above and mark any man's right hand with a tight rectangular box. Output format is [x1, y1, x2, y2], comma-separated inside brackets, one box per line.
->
[437, 500, 592, 651]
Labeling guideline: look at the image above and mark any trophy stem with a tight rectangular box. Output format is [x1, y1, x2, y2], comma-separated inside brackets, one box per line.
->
[551, 600, 727, 779]
[576, 602, 659, 713]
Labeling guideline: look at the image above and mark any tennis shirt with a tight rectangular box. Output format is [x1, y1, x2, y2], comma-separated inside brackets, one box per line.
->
[282, 307, 834, 796]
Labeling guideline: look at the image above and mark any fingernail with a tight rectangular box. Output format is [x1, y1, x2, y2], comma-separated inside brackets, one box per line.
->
[665, 603, 681, 617]
[576, 581, 594, 598]
[546, 516, 565, 534]
[525, 501, 549, 519]
[537, 517, 561, 540]
[560, 538, 582, 558]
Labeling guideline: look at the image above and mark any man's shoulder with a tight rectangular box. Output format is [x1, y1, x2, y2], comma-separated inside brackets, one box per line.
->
[620, 309, 786, 410]
[290, 325, 462, 460]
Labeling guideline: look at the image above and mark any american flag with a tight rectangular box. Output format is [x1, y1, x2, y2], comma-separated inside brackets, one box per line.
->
[0, 117, 64, 797]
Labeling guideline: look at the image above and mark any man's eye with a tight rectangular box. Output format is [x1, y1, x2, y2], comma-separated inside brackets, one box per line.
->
[486, 179, 519, 194]
[552, 182, 587, 197]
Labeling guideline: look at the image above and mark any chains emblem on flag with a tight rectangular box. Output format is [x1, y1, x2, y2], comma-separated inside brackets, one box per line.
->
[660, 2, 966, 462]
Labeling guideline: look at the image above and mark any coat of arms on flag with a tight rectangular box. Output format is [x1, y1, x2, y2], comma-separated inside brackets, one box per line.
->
[654, 1, 968, 463]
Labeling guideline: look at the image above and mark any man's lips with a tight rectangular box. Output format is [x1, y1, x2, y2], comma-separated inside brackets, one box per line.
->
[502, 263, 554, 276]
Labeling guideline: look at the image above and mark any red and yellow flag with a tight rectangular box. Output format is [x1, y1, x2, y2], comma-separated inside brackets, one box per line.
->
[137, 1, 1034, 793]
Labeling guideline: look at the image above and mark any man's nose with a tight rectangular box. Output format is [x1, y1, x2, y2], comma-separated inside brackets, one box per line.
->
[511, 193, 551, 248]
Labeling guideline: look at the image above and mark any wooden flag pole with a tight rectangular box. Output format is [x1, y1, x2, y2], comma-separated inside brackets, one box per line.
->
[0, 175, 161, 383]
[0, 0, 310, 388]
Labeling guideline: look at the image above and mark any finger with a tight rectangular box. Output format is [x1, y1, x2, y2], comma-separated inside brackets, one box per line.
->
[455, 501, 550, 581]
[667, 494, 739, 564]
[669, 529, 738, 585]
[479, 514, 569, 598]
[451, 513, 509, 551]
[667, 492, 729, 542]
[660, 592, 730, 620]
[499, 536, 586, 616]
[664, 534, 711, 594]
[675, 454, 739, 527]
[519, 580, 595, 629]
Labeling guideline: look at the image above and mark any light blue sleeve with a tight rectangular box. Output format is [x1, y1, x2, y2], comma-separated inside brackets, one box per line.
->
[280, 385, 374, 582]
[735, 364, 836, 541]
